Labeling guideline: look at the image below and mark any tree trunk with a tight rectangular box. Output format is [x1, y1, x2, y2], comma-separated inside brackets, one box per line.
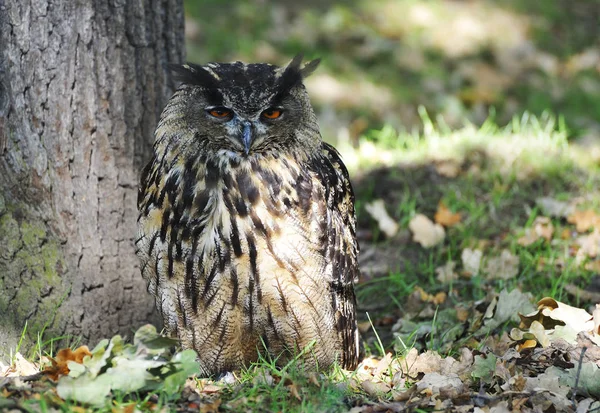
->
[0, 0, 184, 357]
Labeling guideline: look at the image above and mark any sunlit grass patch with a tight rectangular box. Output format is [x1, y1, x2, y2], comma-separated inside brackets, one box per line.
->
[351, 112, 600, 360]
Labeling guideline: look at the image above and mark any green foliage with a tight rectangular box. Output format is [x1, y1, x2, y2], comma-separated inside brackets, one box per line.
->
[471, 354, 497, 384]
[56, 325, 199, 407]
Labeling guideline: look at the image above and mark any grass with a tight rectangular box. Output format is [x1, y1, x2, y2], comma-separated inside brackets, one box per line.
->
[183, 0, 600, 138]
[349, 111, 599, 354]
[3, 113, 599, 411]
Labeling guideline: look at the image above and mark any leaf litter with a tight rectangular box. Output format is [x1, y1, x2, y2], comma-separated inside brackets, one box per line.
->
[2, 201, 600, 411]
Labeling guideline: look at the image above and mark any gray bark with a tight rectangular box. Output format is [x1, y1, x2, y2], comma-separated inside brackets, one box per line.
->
[0, 0, 184, 357]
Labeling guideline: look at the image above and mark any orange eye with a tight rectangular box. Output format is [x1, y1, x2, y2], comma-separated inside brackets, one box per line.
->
[208, 108, 232, 118]
[261, 108, 282, 120]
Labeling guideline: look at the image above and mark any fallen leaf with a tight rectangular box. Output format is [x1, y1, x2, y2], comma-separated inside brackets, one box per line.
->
[434, 203, 461, 227]
[416, 372, 463, 395]
[564, 283, 600, 303]
[471, 354, 497, 384]
[517, 216, 554, 246]
[434, 160, 462, 178]
[534, 216, 554, 239]
[535, 197, 575, 218]
[568, 209, 600, 233]
[461, 248, 483, 276]
[484, 249, 519, 280]
[525, 367, 572, 411]
[529, 320, 551, 347]
[287, 382, 302, 400]
[594, 305, 600, 335]
[561, 228, 572, 239]
[456, 307, 470, 322]
[479, 289, 535, 337]
[365, 199, 399, 238]
[360, 380, 390, 397]
[409, 214, 445, 248]
[516, 339, 537, 352]
[585, 260, 600, 272]
[576, 229, 600, 258]
[436, 260, 458, 283]
[537, 297, 594, 333]
[44, 346, 91, 381]
[2, 353, 39, 377]
[414, 286, 446, 305]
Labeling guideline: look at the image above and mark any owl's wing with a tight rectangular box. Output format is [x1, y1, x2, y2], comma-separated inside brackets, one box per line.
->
[312, 142, 361, 369]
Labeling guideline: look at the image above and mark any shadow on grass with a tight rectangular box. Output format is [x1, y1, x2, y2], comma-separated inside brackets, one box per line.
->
[351, 146, 598, 351]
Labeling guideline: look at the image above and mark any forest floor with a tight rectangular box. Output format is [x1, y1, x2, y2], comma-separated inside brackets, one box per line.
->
[1, 114, 600, 412]
[2, 0, 600, 411]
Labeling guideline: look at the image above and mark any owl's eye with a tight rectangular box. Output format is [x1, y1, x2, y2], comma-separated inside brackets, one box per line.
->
[261, 108, 283, 120]
[207, 107, 233, 119]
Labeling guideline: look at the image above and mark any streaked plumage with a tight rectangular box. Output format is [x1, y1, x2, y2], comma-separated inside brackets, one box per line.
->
[136, 56, 360, 375]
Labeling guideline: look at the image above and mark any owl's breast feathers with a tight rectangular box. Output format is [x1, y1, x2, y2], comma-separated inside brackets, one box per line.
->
[136, 142, 359, 372]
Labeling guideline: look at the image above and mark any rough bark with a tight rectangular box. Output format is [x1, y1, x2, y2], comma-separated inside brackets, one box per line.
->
[0, 0, 184, 357]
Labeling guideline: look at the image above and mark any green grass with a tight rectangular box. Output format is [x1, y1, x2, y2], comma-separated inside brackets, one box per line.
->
[349, 112, 599, 356]
[3, 113, 600, 411]
[183, 0, 600, 138]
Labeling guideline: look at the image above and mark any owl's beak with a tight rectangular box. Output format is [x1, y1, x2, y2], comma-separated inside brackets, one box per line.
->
[241, 121, 253, 155]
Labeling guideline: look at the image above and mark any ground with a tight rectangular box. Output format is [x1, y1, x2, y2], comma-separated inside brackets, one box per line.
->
[2, 0, 600, 411]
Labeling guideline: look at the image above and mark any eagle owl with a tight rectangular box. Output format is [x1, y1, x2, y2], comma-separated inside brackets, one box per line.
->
[136, 55, 360, 376]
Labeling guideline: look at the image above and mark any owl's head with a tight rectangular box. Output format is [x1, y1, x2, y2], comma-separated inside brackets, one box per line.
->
[162, 55, 321, 159]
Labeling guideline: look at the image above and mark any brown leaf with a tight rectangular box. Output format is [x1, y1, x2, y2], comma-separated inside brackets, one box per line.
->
[414, 287, 446, 305]
[200, 398, 222, 413]
[568, 209, 600, 232]
[43, 346, 91, 381]
[518, 217, 554, 246]
[434, 160, 462, 178]
[456, 307, 470, 322]
[484, 249, 519, 280]
[365, 199, 399, 238]
[564, 283, 600, 303]
[409, 214, 445, 248]
[436, 260, 458, 283]
[287, 382, 302, 401]
[576, 229, 600, 258]
[517, 339, 537, 353]
[461, 248, 482, 276]
[434, 203, 462, 227]
[2, 353, 39, 377]
[360, 380, 391, 397]
[585, 260, 600, 272]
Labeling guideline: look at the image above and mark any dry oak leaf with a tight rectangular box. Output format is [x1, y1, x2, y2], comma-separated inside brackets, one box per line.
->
[434, 160, 462, 178]
[409, 214, 445, 248]
[518, 298, 595, 346]
[365, 199, 399, 238]
[434, 203, 462, 227]
[568, 209, 600, 233]
[576, 229, 600, 258]
[535, 197, 575, 218]
[461, 248, 482, 276]
[1, 353, 39, 377]
[414, 286, 447, 305]
[435, 260, 458, 283]
[484, 249, 519, 280]
[517, 216, 554, 246]
[43, 346, 91, 381]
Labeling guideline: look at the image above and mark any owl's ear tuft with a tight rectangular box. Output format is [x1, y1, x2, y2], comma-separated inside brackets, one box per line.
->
[273, 54, 320, 102]
[300, 58, 321, 78]
[168, 63, 219, 90]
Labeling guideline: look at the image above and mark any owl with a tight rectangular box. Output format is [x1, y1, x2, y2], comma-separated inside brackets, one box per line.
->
[136, 55, 360, 376]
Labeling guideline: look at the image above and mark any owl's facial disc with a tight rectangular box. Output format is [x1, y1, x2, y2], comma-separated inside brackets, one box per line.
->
[206, 103, 286, 155]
